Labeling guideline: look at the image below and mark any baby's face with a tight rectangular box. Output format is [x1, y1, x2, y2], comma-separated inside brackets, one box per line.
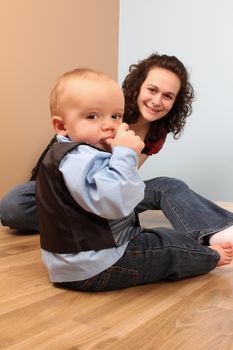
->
[58, 78, 124, 151]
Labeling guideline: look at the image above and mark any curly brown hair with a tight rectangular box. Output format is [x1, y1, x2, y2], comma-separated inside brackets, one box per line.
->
[122, 53, 195, 143]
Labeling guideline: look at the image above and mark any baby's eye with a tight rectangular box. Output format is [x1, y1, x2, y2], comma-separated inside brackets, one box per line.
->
[86, 114, 98, 120]
[112, 114, 122, 120]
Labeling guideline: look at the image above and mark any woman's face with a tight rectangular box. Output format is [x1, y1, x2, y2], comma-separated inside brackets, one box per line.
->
[137, 67, 181, 123]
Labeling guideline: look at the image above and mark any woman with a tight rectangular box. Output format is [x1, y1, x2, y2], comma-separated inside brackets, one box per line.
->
[123, 53, 193, 166]
[1, 53, 233, 244]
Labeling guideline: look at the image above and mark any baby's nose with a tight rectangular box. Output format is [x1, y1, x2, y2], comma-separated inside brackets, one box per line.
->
[102, 120, 115, 130]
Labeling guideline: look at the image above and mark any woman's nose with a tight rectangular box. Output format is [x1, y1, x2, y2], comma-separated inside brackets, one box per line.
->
[152, 94, 162, 106]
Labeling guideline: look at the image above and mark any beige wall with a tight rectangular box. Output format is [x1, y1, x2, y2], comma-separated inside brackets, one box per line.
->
[0, 0, 119, 197]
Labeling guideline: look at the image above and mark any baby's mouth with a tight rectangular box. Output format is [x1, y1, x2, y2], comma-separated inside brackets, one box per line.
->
[99, 137, 114, 145]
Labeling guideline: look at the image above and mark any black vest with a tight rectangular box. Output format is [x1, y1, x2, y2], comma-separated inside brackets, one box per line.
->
[36, 142, 141, 254]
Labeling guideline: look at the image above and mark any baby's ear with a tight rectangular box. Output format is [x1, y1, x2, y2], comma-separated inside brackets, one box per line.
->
[52, 116, 67, 136]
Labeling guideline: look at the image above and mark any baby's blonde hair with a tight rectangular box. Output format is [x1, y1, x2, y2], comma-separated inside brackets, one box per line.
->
[50, 68, 113, 116]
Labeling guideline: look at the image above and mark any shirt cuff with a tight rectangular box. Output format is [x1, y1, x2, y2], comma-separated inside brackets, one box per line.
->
[111, 146, 139, 168]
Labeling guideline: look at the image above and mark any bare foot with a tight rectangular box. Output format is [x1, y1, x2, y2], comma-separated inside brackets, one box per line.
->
[210, 242, 233, 266]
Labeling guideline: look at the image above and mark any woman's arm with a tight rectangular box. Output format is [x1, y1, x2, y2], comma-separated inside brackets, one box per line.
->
[138, 153, 149, 168]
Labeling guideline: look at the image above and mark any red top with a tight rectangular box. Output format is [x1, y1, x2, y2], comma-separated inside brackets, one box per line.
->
[142, 136, 167, 156]
[30, 135, 167, 181]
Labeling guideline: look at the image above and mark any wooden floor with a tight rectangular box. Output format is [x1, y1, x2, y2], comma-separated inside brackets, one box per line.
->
[1, 203, 233, 350]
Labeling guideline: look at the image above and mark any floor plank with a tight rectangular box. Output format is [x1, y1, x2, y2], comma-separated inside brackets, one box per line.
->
[1, 203, 233, 350]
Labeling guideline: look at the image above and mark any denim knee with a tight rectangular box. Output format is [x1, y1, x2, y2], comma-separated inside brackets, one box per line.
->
[0, 191, 18, 225]
[1, 189, 26, 227]
[146, 176, 188, 193]
[0, 182, 38, 232]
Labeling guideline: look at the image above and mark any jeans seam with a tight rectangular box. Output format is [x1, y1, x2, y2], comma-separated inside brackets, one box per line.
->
[148, 184, 233, 235]
[147, 184, 194, 233]
[200, 222, 233, 237]
[165, 194, 193, 232]
[126, 244, 216, 255]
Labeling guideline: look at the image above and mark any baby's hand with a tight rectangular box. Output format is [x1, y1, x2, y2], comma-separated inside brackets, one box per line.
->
[108, 123, 145, 154]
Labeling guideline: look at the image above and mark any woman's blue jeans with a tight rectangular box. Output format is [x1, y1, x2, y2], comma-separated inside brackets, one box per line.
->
[1, 177, 233, 290]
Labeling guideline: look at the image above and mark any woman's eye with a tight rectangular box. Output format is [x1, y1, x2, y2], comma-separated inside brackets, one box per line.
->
[148, 88, 155, 93]
[164, 94, 174, 101]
